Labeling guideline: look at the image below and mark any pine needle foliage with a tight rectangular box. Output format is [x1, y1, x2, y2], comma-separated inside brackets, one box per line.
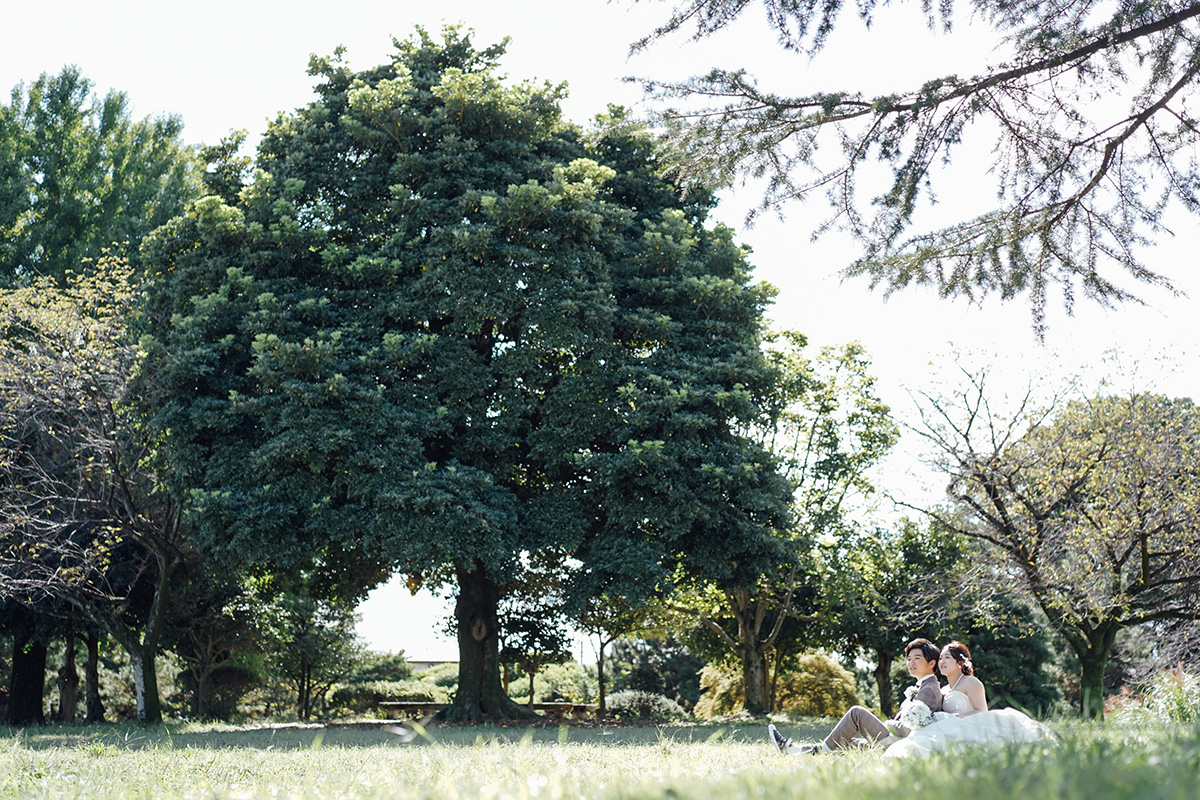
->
[633, 1, 1200, 333]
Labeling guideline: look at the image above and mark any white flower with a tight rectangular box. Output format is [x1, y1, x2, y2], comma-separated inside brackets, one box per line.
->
[904, 685, 919, 701]
[898, 698, 934, 731]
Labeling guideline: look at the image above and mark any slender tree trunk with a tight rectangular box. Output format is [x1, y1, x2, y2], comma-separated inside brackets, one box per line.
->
[297, 664, 313, 720]
[768, 647, 783, 713]
[874, 651, 895, 717]
[195, 667, 211, 720]
[6, 633, 47, 726]
[596, 638, 608, 717]
[84, 633, 105, 723]
[114, 551, 179, 723]
[57, 633, 79, 722]
[451, 560, 538, 722]
[1079, 654, 1106, 719]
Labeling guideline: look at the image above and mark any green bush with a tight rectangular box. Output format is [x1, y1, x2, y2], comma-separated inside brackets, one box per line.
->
[508, 661, 595, 704]
[694, 651, 860, 718]
[328, 680, 449, 713]
[1111, 668, 1200, 724]
[1146, 669, 1200, 722]
[777, 652, 861, 716]
[417, 662, 460, 689]
[606, 689, 689, 720]
[348, 651, 413, 683]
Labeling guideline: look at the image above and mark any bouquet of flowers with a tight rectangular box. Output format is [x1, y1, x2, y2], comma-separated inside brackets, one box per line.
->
[898, 698, 934, 732]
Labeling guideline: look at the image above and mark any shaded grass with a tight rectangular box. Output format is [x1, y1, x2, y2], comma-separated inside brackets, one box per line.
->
[1, 718, 1196, 800]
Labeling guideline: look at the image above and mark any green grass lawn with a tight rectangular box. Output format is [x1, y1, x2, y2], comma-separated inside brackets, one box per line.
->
[1, 717, 1197, 800]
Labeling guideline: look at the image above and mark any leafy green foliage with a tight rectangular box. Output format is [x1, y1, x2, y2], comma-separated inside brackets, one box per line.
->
[666, 336, 897, 712]
[819, 518, 965, 714]
[605, 689, 690, 719]
[328, 679, 449, 714]
[256, 590, 363, 720]
[0, 66, 198, 285]
[0, 255, 186, 723]
[610, 636, 703, 706]
[694, 651, 859, 718]
[347, 651, 413, 684]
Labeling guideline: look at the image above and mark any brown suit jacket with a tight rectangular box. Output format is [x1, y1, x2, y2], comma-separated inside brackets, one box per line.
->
[909, 675, 944, 714]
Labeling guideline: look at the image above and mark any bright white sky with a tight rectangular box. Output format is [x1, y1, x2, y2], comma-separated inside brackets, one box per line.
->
[7, 1, 1196, 661]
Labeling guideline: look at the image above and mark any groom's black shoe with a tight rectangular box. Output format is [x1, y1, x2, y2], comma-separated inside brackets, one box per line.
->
[768, 724, 791, 754]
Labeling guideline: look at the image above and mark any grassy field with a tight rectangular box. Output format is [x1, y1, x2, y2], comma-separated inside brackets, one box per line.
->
[1, 717, 1197, 800]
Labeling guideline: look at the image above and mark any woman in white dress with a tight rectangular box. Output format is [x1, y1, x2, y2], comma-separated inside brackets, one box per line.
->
[885, 640, 1054, 758]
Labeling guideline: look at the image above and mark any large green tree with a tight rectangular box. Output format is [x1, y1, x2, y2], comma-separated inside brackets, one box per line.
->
[915, 378, 1200, 718]
[632, 1, 1200, 331]
[0, 65, 198, 285]
[140, 27, 792, 721]
[821, 518, 965, 716]
[667, 336, 897, 712]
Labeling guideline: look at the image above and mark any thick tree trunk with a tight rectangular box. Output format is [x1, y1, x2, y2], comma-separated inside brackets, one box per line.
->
[84, 634, 105, 723]
[451, 561, 539, 722]
[740, 648, 767, 714]
[874, 651, 895, 717]
[57, 633, 80, 722]
[1079, 654, 1106, 719]
[1076, 622, 1119, 719]
[127, 643, 163, 723]
[6, 633, 47, 726]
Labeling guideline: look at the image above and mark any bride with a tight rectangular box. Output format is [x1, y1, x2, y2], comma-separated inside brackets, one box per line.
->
[885, 640, 1055, 758]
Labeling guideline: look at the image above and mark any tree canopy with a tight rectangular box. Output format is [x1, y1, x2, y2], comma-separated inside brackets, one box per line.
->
[633, 0, 1200, 332]
[0, 65, 198, 285]
[140, 27, 793, 720]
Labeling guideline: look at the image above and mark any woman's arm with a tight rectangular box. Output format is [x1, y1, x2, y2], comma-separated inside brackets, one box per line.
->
[958, 677, 988, 716]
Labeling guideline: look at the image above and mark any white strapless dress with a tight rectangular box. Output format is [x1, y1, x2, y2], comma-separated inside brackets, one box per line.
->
[884, 689, 1055, 759]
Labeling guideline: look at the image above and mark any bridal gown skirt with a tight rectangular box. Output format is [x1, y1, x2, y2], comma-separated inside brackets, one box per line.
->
[884, 709, 1055, 758]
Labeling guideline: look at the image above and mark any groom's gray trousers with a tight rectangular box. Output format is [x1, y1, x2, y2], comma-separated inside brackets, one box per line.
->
[824, 706, 890, 750]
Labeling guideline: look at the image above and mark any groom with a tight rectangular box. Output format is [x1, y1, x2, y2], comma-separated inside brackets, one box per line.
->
[769, 638, 943, 754]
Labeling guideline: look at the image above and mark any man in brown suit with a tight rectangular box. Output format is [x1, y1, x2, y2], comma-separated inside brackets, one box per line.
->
[769, 638, 943, 754]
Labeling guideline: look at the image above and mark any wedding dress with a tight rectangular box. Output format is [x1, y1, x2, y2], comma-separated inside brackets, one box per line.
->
[884, 687, 1055, 758]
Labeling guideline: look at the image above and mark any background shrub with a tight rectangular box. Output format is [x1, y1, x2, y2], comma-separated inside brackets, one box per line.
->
[328, 680, 450, 714]
[605, 689, 689, 720]
[694, 651, 860, 718]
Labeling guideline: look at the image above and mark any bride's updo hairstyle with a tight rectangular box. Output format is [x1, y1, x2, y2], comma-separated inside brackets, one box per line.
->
[944, 641, 974, 676]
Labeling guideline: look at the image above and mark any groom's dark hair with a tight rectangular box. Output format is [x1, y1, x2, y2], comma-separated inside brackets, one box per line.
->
[905, 638, 940, 663]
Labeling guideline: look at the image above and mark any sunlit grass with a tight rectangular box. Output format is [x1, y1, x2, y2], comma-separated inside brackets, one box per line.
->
[1, 718, 1196, 800]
